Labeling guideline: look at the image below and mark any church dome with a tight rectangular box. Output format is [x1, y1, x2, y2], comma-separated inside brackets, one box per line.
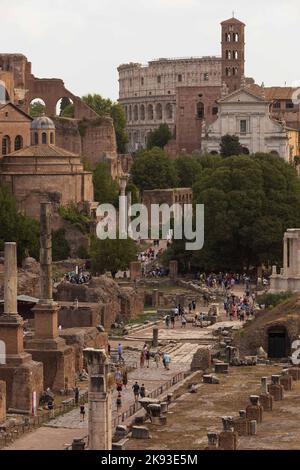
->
[31, 116, 55, 130]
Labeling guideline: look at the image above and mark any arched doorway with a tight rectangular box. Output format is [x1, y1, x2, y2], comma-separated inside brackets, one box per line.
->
[268, 326, 290, 358]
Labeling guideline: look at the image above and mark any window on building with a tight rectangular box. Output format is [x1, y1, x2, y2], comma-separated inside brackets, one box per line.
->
[5, 112, 8, 117]
[234, 33, 239, 42]
[232, 67, 238, 76]
[133, 105, 139, 121]
[273, 101, 281, 109]
[50, 132, 54, 144]
[178, 74, 182, 82]
[129, 78, 132, 87]
[157, 75, 161, 84]
[204, 73, 209, 81]
[225, 33, 231, 42]
[42, 132, 47, 144]
[2, 135, 10, 155]
[226, 50, 232, 60]
[240, 120, 247, 134]
[180, 107, 184, 117]
[234, 51, 238, 59]
[212, 106, 219, 115]
[140, 104, 145, 121]
[34, 132, 39, 145]
[286, 101, 294, 109]
[165, 103, 173, 120]
[196, 102, 204, 119]
[141, 77, 144, 86]
[14, 135, 23, 151]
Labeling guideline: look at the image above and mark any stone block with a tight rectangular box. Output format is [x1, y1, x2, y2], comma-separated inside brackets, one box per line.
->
[191, 348, 211, 372]
[280, 374, 292, 392]
[288, 368, 300, 381]
[246, 396, 263, 424]
[219, 431, 238, 450]
[132, 426, 150, 439]
[259, 394, 273, 412]
[215, 363, 229, 374]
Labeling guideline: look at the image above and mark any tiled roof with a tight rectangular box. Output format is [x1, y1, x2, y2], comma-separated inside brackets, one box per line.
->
[221, 17, 245, 26]
[8, 144, 78, 158]
[264, 87, 297, 101]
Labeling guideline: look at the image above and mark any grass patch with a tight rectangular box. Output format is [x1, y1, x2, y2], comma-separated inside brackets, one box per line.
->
[257, 291, 293, 309]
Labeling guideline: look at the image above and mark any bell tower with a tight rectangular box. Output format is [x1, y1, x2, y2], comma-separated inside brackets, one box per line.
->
[221, 17, 245, 93]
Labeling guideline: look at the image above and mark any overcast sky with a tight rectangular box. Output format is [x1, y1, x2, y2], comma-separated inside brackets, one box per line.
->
[1, 0, 299, 100]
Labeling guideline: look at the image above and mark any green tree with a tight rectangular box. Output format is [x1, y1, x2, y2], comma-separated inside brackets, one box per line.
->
[0, 185, 40, 262]
[61, 103, 75, 118]
[147, 124, 172, 149]
[131, 147, 178, 192]
[174, 155, 203, 187]
[82, 94, 128, 153]
[90, 236, 137, 278]
[52, 229, 71, 261]
[29, 101, 45, 118]
[93, 162, 119, 206]
[220, 134, 243, 157]
[164, 153, 300, 273]
[59, 97, 72, 116]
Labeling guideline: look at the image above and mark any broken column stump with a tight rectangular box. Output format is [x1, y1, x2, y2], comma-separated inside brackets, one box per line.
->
[246, 396, 263, 424]
[288, 367, 300, 381]
[233, 410, 251, 436]
[268, 375, 284, 401]
[132, 426, 150, 439]
[205, 432, 219, 450]
[259, 377, 273, 412]
[219, 417, 239, 450]
[280, 370, 293, 391]
[215, 363, 229, 374]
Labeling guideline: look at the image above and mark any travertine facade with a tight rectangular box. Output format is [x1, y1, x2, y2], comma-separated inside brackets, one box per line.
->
[201, 88, 289, 159]
[270, 229, 300, 293]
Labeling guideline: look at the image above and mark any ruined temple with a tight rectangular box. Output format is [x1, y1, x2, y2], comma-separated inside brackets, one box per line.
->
[0, 53, 118, 169]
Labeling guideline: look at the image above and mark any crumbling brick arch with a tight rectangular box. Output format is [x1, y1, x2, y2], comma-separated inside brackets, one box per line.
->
[0, 80, 9, 103]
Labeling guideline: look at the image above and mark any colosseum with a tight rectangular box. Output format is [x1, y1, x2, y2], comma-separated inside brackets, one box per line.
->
[118, 17, 246, 153]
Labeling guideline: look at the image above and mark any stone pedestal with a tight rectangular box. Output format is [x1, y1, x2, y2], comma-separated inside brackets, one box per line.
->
[233, 410, 250, 436]
[191, 347, 211, 372]
[219, 417, 238, 450]
[259, 377, 273, 411]
[0, 243, 43, 414]
[0, 381, 6, 423]
[268, 375, 284, 401]
[169, 261, 178, 280]
[246, 396, 263, 424]
[84, 348, 113, 450]
[215, 363, 229, 374]
[130, 262, 142, 282]
[280, 370, 293, 391]
[152, 290, 159, 308]
[132, 426, 150, 439]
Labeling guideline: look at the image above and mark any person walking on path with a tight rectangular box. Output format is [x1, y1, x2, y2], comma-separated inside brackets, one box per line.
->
[74, 387, 80, 406]
[170, 313, 175, 329]
[80, 404, 86, 422]
[118, 343, 124, 362]
[140, 384, 146, 398]
[132, 382, 140, 401]
[181, 315, 187, 328]
[146, 349, 151, 368]
[164, 353, 171, 370]
[122, 369, 128, 388]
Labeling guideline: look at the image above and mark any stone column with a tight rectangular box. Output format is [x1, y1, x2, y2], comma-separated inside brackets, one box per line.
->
[4, 242, 18, 315]
[0, 243, 24, 356]
[40, 203, 53, 304]
[119, 176, 128, 238]
[84, 348, 113, 450]
[261, 377, 268, 395]
[0, 381, 6, 423]
[152, 326, 159, 348]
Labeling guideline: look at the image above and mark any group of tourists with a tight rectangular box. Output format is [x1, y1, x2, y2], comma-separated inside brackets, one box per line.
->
[115, 367, 129, 411]
[224, 290, 256, 321]
[65, 268, 91, 285]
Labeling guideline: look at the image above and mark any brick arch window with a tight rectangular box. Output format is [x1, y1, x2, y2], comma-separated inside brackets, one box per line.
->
[196, 102, 204, 119]
[165, 103, 173, 120]
[233, 33, 239, 42]
[225, 33, 231, 42]
[226, 50, 232, 60]
[2, 135, 11, 155]
[147, 104, 154, 121]
[14, 135, 23, 151]
[133, 105, 139, 121]
[155, 103, 162, 120]
[42, 132, 47, 144]
[34, 132, 39, 145]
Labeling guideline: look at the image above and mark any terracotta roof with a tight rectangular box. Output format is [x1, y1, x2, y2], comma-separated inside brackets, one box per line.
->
[8, 144, 79, 158]
[264, 87, 297, 101]
[221, 17, 245, 26]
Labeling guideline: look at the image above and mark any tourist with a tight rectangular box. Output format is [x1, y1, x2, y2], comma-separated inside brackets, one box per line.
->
[108, 343, 111, 356]
[164, 353, 171, 370]
[118, 343, 123, 362]
[132, 382, 140, 401]
[74, 386, 80, 405]
[181, 315, 187, 328]
[116, 382, 123, 393]
[165, 315, 170, 329]
[140, 351, 145, 368]
[140, 384, 146, 398]
[192, 300, 196, 311]
[154, 352, 160, 368]
[115, 368, 122, 383]
[80, 404, 86, 422]
[116, 393, 122, 411]
[146, 350, 151, 368]
[170, 313, 175, 329]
